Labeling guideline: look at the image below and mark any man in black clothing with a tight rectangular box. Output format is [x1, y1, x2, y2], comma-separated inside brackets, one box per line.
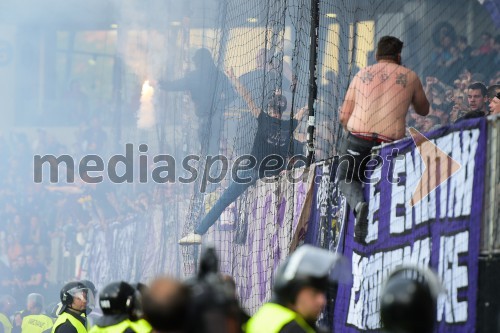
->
[89, 282, 145, 333]
[179, 72, 307, 245]
[159, 48, 236, 155]
[51, 282, 88, 333]
[456, 82, 488, 122]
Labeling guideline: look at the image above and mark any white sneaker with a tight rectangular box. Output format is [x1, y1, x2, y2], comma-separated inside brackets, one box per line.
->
[178, 233, 202, 245]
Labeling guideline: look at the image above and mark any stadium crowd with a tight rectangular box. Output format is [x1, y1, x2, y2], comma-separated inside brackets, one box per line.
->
[0, 20, 499, 333]
[408, 26, 500, 132]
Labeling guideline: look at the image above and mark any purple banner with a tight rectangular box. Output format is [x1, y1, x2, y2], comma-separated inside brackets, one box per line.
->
[326, 118, 486, 332]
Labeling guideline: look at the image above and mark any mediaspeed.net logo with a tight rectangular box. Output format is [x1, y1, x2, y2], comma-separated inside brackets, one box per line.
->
[31, 128, 461, 197]
[407, 127, 461, 207]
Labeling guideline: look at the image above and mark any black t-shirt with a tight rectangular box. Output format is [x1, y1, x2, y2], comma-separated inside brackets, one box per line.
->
[251, 112, 299, 173]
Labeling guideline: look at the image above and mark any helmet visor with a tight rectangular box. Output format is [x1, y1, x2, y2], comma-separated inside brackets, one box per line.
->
[67, 287, 89, 302]
[283, 245, 352, 284]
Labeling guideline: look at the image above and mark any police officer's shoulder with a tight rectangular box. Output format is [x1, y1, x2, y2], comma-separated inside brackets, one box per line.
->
[54, 320, 78, 333]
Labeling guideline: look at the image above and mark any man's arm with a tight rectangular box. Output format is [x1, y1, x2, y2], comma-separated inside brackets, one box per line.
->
[226, 69, 261, 118]
[412, 77, 430, 116]
[339, 79, 356, 128]
[293, 106, 308, 120]
[158, 75, 191, 92]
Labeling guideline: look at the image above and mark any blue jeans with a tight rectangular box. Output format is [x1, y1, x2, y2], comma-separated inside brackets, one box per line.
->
[195, 168, 259, 235]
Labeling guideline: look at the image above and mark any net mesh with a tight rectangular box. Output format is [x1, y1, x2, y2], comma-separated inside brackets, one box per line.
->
[6, 0, 498, 327]
[104, 0, 499, 316]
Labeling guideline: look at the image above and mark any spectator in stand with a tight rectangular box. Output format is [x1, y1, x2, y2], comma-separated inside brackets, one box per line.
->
[430, 103, 450, 125]
[24, 254, 47, 295]
[10, 254, 31, 302]
[425, 77, 451, 104]
[427, 22, 458, 84]
[471, 32, 495, 56]
[455, 36, 473, 72]
[493, 35, 500, 68]
[456, 82, 488, 122]
[487, 84, 500, 103]
[425, 77, 452, 124]
[450, 95, 468, 122]
[444, 88, 455, 106]
[81, 118, 107, 154]
[421, 115, 441, 133]
[471, 72, 486, 84]
[453, 78, 468, 97]
[470, 32, 496, 78]
[489, 92, 500, 115]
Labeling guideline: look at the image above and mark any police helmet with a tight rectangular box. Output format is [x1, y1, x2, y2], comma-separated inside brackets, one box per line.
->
[273, 244, 349, 305]
[60, 281, 88, 314]
[81, 280, 97, 313]
[380, 265, 442, 333]
[98, 281, 143, 319]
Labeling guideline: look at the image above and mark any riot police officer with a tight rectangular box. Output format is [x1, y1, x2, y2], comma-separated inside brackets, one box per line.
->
[52, 282, 89, 333]
[88, 282, 146, 333]
[246, 245, 349, 333]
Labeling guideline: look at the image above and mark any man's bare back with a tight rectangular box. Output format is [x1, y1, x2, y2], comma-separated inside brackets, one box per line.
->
[340, 61, 429, 140]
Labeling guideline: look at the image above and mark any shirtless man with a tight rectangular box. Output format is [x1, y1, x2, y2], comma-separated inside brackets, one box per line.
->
[338, 36, 429, 244]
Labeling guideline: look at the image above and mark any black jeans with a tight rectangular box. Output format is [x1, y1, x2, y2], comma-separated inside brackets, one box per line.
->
[336, 132, 380, 210]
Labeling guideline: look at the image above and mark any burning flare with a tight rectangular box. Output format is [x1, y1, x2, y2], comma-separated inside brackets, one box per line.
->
[137, 80, 156, 129]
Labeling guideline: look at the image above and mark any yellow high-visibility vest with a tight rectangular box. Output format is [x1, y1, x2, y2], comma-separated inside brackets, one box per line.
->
[245, 303, 315, 333]
[0, 313, 13, 333]
[51, 312, 87, 333]
[21, 314, 53, 333]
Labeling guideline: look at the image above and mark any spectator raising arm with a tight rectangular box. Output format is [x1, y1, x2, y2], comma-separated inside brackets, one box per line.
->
[226, 68, 261, 118]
